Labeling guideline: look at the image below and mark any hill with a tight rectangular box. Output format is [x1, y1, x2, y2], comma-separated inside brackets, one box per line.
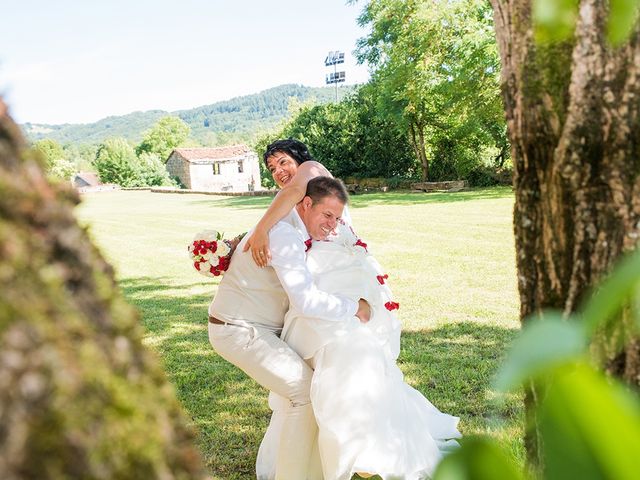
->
[21, 84, 356, 146]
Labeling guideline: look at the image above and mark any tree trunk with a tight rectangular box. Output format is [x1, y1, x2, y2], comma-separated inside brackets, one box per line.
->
[409, 121, 430, 181]
[490, 0, 640, 470]
[0, 99, 206, 478]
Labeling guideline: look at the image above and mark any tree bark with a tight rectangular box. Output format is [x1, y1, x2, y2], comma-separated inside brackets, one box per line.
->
[0, 99, 206, 478]
[409, 120, 430, 181]
[490, 0, 640, 469]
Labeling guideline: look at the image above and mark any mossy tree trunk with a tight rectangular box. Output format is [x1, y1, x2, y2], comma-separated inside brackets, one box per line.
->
[0, 100, 206, 478]
[489, 0, 640, 470]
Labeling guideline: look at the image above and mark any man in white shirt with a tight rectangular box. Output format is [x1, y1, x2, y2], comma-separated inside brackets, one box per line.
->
[208, 176, 370, 479]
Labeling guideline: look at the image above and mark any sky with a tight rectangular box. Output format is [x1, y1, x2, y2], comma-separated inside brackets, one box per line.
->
[0, 0, 371, 125]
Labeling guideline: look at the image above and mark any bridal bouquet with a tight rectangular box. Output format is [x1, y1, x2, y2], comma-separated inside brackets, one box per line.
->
[188, 230, 235, 277]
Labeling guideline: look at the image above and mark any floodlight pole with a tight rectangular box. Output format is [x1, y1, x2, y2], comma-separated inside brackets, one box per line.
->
[333, 62, 338, 102]
[325, 50, 345, 103]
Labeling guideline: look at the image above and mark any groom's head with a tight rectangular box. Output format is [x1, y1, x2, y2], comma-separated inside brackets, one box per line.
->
[297, 177, 349, 241]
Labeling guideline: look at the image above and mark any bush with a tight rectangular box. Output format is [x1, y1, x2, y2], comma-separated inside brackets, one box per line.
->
[94, 138, 141, 187]
[93, 139, 178, 187]
[257, 86, 418, 181]
[466, 166, 513, 187]
[33, 138, 78, 182]
[137, 152, 175, 187]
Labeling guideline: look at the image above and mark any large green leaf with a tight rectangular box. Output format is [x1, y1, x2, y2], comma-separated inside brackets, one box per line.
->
[608, 0, 640, 45]
[494, 313, 587, 392]
[433, 437, 524, 480]
[533, 0, 579, 43]
[540, 363, 640, 480]
[580, 249, 640, 335]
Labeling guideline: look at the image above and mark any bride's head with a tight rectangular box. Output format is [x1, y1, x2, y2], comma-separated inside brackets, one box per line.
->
[264, 139, 314, 188]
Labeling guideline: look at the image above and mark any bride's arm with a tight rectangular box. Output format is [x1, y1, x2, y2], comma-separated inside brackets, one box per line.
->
[244, 161, 331, 267]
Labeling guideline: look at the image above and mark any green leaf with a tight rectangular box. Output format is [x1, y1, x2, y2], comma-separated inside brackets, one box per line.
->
[433, 436, 524, 480]
[608, 0, 640, 45]
[494, 313, 587, 392]
[540, 363, 640, 480]
[580, 249, 640, 335]
[533, 0, 579, 43]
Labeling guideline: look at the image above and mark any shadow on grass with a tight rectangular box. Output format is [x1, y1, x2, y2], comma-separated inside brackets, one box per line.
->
[119, 276, 521, 479]
[184, 187, 514, 212]
[120, 276, 264, 479]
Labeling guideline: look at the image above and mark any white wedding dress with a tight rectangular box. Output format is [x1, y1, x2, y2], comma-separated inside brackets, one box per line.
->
[257, 221, 461, 480]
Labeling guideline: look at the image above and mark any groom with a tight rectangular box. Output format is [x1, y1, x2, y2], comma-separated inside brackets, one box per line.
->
[208, 176, 370, 479]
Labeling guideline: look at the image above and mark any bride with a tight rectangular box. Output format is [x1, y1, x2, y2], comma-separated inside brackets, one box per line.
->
[246, 140, 461, 479]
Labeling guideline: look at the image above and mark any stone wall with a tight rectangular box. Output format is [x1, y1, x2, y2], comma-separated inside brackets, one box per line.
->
[189, 152, 261, 192]
[166, 152, 191, 187]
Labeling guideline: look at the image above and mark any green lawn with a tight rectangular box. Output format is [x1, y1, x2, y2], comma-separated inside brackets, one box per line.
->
[75, 187, 523, 479]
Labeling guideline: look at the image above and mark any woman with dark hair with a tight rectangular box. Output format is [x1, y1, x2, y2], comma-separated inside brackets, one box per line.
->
[248, 139, 461, 480]
[244, 138, 338, 266]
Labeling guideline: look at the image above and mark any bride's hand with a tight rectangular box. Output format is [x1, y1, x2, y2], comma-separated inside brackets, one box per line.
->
[243, 228, 271, 267]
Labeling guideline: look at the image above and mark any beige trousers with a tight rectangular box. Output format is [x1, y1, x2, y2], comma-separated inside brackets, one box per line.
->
[208, 322, 317, 480]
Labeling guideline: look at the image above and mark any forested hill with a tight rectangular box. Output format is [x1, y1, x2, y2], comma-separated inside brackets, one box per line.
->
[22, 84, 355, 145]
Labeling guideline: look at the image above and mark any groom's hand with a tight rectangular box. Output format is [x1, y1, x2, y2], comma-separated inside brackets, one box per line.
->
[356, 298, 371, 323]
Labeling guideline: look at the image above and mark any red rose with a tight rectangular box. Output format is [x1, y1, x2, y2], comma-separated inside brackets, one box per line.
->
[385, 301, 400, 311]
[355, 239, 368, 251]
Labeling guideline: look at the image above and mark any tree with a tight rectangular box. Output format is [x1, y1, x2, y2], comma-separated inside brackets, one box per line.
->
[136, 116, 190, 162]
[63, 142, 97, 172]
[354, 0, 506, 181]
[137, 152, 175, 187]
[34, 138, 64, 165]
[257, 85, 417, 181]
[94, 137, 141, 187]
[489, 0, 640, 469]
[1, 100, 206, 477]
[34, 138, 76, 181]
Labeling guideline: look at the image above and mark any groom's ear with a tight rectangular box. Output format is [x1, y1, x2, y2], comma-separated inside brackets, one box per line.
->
[301, 196, 313, 211]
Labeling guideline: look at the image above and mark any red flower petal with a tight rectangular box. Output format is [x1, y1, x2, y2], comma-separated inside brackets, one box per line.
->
[377, 274, 389, 284]
[384, 301, 400, 311]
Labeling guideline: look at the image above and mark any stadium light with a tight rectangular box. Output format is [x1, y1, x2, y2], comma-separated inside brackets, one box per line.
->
[324, 50, 346, 101]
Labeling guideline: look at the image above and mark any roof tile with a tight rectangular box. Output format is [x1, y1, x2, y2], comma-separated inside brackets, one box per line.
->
[172, 145, 253, 162]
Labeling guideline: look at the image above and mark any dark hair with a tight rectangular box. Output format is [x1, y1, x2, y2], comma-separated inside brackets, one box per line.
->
[305, 176, 349, 206]
[263, 138, 315, 167]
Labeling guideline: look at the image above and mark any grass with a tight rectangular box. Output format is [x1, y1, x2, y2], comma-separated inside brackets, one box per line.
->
[75, 187, 523, 479]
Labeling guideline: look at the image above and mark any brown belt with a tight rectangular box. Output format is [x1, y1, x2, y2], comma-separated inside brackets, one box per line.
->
[208, 315, 227, 325]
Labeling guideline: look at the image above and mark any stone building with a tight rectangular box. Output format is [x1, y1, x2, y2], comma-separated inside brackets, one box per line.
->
[166, 145, 262, 192]
[72, 172, 119, 193]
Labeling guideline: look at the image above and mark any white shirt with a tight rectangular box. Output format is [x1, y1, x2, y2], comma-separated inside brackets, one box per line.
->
[209, 208, 358, 330]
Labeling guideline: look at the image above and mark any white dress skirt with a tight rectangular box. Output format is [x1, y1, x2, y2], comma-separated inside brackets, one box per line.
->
[256, 224, 461, 480]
